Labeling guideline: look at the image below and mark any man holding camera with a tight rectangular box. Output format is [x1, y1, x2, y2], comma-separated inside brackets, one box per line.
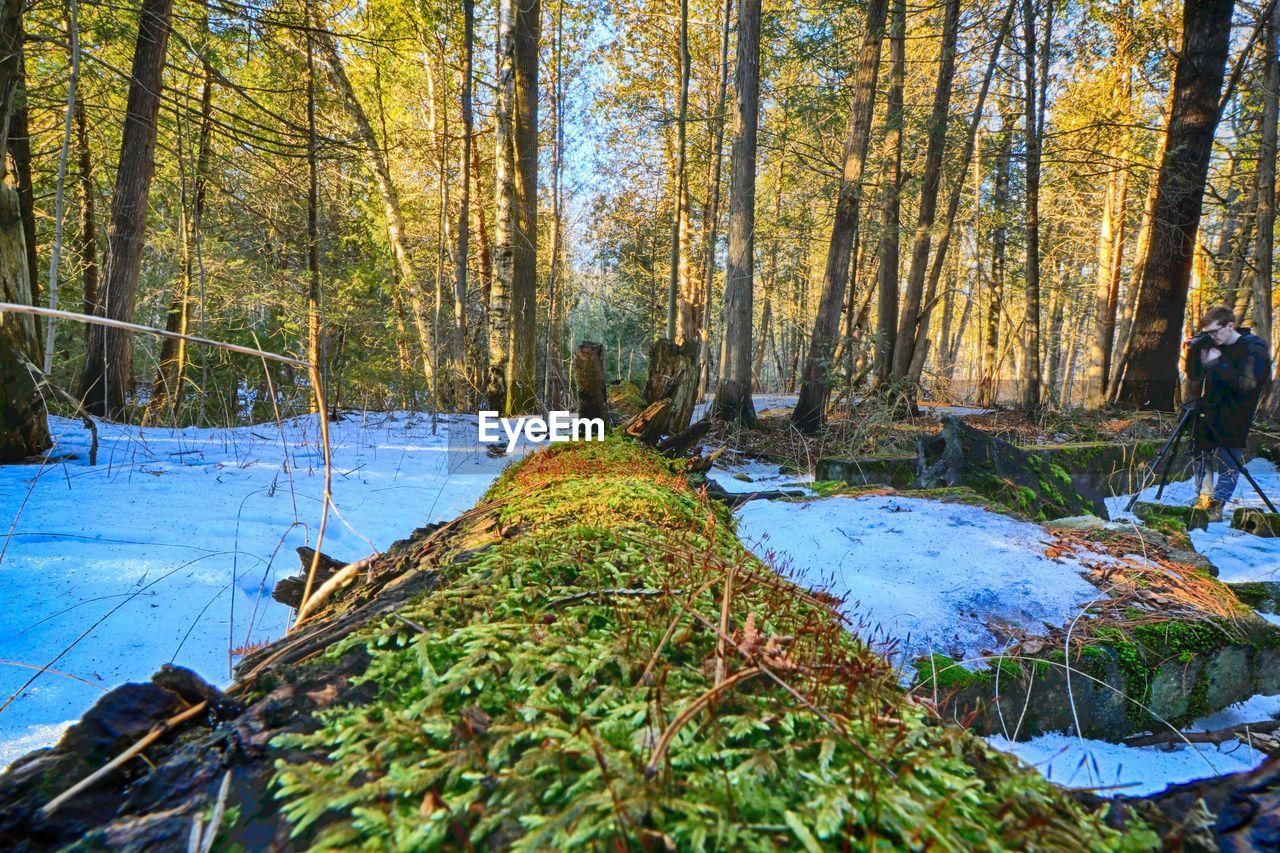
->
[1184, 306, 1272, 521]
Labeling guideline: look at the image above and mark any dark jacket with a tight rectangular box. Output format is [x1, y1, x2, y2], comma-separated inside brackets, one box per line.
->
[1186, 329, 1271, 449]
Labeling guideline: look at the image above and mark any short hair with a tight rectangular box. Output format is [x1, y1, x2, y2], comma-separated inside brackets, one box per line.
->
[1200, 306, 1236, 329]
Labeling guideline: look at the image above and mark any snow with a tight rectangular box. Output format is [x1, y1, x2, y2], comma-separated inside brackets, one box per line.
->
[1106, 457, 1280, 583]
[691, 393, 797, 422]
[732, 495, 1104, 668]
[0, 412, 522, 766]
[987, 693, 1280, 797]
[705, 458, 813, 495]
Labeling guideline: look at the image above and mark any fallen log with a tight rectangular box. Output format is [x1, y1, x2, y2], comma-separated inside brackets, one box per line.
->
[0, 437, 1144, 850]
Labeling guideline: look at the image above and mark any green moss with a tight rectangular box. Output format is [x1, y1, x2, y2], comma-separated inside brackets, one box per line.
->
[268, 437, 1146, 849]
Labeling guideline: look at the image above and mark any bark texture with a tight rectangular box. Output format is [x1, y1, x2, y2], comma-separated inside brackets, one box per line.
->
[78, 0, 173, 417]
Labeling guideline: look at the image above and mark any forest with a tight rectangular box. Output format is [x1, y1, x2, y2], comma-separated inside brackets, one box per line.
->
[3, 0, 1280, 847]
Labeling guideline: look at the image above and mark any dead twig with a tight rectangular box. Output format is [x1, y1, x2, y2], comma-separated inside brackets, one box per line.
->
[293, 553, 377, 625]
[41, 700, 210, 817]
[644, 667, 762, 778]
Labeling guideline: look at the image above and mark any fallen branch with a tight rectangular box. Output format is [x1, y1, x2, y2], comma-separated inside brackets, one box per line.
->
[1121, 720, 1280, 754]
[41, 700, 210, 817]
[293, 553, 376, 625]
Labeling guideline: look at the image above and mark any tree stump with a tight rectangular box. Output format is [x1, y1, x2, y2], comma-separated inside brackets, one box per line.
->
[642, 337, 699, 435]
[573, 341, 607, 421]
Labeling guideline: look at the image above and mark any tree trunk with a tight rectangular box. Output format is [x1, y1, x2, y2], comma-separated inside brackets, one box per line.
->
[874, 0, 905, 388]
[666, 0, 693, 346]
[753, 295, 772, 388]
[304, 0, 322, 410]
[76, 95, 97, 345]
[1254, 0, 1279, 349]
[506, 0, 540, 414]
[890, 0, 960, 381]
[147, 42, 212, 423]
[489, 0, 517, 412]
[573, 341, 607, 421]
[1116, 0, 1236, 410]
[697, 0, 733, 400]
[8, 53, 38, 355]
[712, 0, 763, 425]
[979, 101, 1015, 407]
[41, 0, 80, 374]
[78, 0, 173, 417]
[455, 0, 474, 376]
[316, 28, 433, 388]
[1020, 0, 1045, 411]
[792, 0, 889, 432]
[0, 0, 48, 460]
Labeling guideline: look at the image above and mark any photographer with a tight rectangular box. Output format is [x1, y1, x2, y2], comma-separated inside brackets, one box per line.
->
[1183, 306, 1272, 521]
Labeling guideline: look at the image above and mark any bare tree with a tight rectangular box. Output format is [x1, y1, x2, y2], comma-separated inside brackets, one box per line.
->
[712, 0, 763, 425]
[0, 0, 49, 460]
[874, 0, 905, 387]
[1116, 0, 1236, 410]
[792, 0, 889, 433]
[78, 0, 174, 416]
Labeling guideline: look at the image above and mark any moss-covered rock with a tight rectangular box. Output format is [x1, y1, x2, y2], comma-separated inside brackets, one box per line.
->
[917, 417, 1109, 521]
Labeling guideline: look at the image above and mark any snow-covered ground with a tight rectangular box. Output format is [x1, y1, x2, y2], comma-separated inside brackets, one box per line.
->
[0, 412, 522, 767]
[733, 494, 1103, 667]
[691, 393, 797, 422]
[735, 489, 1280, 798]
[1106, 457, 1280, 583]
[988, 693, 1280, 797]
[705, 458, 813, 495]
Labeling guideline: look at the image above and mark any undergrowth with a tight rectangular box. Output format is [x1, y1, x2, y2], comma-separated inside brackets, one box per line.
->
[271, 436, 1155, 850]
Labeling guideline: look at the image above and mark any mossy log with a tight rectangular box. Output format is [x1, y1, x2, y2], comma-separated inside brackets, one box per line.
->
[0, 438, 1150, 850]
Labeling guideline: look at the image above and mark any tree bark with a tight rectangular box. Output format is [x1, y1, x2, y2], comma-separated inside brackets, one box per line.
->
[573, 341, 607, 421]
[890, 0, 960, 381]
[76, 95, 97, 348]
[506, 0, 540, 414]
[41, 0, 79, 375]
[1116, 0, 1236, 410]
[78, 0, 173, 417]
[0, 0, 48, 460]
[1254, 0, 1279, 349]
[979, 100, 1015, 407]
[666, 0, 694, 346]
[874, 0, 905, 388]
[455, 0, 474, 376]
[489, 0, 516, 412]
[712, 0, 764, 425]
[696, 0, 733, 400]
[306, 9, 323, 413]
[791, 0, 889, 433]
[1020, 0, 1046, 411]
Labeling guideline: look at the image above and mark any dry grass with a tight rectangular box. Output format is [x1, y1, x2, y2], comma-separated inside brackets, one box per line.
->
[1044, 528, 1252, 641]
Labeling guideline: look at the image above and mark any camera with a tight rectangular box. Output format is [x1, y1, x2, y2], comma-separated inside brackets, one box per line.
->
[1187, 331, 1216, 349]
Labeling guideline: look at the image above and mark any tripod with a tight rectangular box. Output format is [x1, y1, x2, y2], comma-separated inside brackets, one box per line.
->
[1124, 399, 1277, 513]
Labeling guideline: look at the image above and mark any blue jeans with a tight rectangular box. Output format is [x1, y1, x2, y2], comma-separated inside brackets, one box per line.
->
[1194, 447, 1245, 503]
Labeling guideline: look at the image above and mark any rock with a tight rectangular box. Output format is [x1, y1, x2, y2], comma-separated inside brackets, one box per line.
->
[1134, 501, 1210, 533]
[917, 417, 1109, 521]
[1232, 508, 1280, 538]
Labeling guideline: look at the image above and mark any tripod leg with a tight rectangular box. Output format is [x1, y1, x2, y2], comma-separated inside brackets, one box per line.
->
[1219, 447, 1277, 512]
[1153, 424, 1189, 502]
[1125, 406, 1195, 512]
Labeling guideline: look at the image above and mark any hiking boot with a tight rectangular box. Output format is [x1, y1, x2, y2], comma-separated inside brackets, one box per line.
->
[1206, 499, 1225, 523]
[1194, 493, 1215, 511]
